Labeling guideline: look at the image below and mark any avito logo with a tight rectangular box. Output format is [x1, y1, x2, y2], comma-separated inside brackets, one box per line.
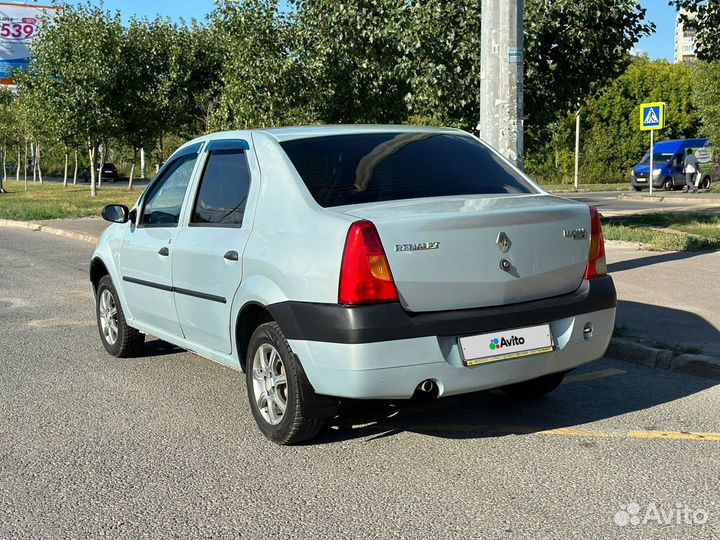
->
[489, 335, 526, 351]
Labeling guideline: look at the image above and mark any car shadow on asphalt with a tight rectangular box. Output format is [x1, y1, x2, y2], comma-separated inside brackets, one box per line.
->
[312, 356, 718, 444]
[143, 339, 185, 357]
[608, 250, 713, 273]
[615, 300, 720, 359]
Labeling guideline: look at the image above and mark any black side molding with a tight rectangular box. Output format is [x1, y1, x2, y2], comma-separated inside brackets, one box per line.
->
[268, 276, 617, 344]
[123, 276, 226, 304]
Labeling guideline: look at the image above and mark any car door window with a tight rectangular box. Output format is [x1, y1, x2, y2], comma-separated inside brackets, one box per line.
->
[191, 149, 251, 226]
[142, 154, 197, 227]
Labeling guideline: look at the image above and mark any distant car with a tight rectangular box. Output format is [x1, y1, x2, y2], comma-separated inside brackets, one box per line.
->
[91, 126, 617, 444]
[631, 138, 716, 191]
[82, 163, 119, 183]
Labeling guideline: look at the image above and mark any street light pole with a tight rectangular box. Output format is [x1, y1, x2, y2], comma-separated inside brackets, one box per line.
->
[479, 0, 525, 170]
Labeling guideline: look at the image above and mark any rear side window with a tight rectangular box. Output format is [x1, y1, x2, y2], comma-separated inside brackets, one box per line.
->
[191, 150, 251, 226]
[280, 133, 535, 208]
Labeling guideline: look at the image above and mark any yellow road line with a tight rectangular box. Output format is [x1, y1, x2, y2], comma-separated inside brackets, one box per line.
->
[563, 368, 626, 384]
[409, 424, 720, 442]
[540, 427, 610, 438]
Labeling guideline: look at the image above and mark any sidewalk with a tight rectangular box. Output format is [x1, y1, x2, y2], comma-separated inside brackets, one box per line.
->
[1, 217, 718, 374]
[606, 243, 720, 358]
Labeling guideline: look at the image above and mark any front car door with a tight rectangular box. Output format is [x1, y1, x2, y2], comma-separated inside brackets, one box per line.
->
[118, 144, 202, 338]
[171, 138, 258, 355]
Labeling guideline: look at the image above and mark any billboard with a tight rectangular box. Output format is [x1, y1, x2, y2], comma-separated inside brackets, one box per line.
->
[0, 3, 58, 84]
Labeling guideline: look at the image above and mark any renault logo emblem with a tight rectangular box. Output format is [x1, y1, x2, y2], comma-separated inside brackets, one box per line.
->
[496, 232, 512, 253]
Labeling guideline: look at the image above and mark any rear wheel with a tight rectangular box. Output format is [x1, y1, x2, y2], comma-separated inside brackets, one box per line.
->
[246, 322, 324, 444]
[500, 371, 567, 399]
[701, 176, 711, 190]
[95, 275, 144, 357]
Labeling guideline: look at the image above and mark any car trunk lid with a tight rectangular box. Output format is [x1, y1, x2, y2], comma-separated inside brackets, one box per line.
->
[334, 194, 591, 312]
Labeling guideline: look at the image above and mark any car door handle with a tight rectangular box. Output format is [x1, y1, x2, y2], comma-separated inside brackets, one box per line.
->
[158, 247, 170, 256]
[224, 250, 239, 261]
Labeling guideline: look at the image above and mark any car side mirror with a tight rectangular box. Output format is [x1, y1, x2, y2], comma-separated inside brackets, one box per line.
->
[101, 204, 130, 224]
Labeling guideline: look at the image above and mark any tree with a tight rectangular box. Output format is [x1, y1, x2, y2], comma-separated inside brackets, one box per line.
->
[524, 0, 654, 145]
[691, 62, 720, 142]
[22, 3, 125, 196]
[0, 88, 16, 192]
[579, 58, 699, 182]
[211, 0, 315, 130]
[672, 0, 720, 61]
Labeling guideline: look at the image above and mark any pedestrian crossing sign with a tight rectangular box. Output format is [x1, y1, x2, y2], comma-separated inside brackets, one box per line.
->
[640, 102, 665, 131]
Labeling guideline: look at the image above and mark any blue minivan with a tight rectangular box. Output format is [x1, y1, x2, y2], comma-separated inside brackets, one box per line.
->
[631, 138, 710, 191]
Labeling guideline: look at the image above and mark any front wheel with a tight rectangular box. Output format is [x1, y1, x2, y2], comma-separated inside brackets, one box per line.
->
[246, 322, 324, 444]
[633, 186, 644, 192]
[500, 371, 567, 399]
[95, 275, 144, 357]
[663, 177, 674, 191]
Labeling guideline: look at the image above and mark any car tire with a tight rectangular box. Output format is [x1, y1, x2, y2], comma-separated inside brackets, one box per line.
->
[95, 275, 145, 358]
[663, 177, 674, 191]
[633, 186, 643, 192]
[246, 322, 324, 445]
[701, 176, 711, 190]
[500, 371, 567, 399]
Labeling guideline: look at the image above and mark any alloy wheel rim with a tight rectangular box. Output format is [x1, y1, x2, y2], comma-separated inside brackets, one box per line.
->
[99, 289, 119, 345]
[251, 343, 288, 426]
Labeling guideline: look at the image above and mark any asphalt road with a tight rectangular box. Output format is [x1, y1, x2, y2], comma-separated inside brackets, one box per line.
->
[1, 228, 719, 539]
[559, 190, 720, 216]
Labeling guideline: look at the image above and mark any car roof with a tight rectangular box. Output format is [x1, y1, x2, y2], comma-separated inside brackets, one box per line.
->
[177, 125, 468, 155]
[653, 138, 708, 150]
[255, 124, 464, 142]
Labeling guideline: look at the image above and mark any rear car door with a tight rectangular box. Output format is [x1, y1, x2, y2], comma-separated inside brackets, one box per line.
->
[118, 145, 202, 338]
[171, 138, 257, 355]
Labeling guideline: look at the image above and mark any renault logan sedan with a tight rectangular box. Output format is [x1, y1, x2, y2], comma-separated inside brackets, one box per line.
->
[91, 126, 616, 444]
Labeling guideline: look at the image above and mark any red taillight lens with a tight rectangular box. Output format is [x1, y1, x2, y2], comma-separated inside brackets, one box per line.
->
[584, 206, 607, 279]
[339, 221, 399, 305]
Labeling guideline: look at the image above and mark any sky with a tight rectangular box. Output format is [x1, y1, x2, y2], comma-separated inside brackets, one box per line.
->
[57, 0, 675, 62]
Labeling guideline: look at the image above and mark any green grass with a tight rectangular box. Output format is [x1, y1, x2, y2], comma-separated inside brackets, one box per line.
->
[603, 213, 720, 251]
[0, 182, 140, 221]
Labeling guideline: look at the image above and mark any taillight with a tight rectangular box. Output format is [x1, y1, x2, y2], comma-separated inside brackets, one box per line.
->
[584, 206, 607, 279]
[339, 221, 398, 305]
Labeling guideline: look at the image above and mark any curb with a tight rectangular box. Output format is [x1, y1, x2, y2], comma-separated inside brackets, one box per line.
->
[0, 219, 99, 245]
[608, 337, 720, 380]
[618, 193, 720, 205]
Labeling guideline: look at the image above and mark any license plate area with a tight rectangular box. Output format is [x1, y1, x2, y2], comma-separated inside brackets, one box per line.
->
[458, 323, 554, 367]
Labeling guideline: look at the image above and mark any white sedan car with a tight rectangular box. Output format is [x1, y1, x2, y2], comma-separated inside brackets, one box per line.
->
[91, 126, 616, 444]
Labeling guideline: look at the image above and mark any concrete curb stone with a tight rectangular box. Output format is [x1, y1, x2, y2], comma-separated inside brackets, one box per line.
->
[0, 219, 98, 245]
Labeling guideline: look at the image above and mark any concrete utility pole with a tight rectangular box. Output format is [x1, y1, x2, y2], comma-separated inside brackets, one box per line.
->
[479, 0, 524, 170]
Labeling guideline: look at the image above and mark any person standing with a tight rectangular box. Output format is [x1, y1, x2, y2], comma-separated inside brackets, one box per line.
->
[683, 149, 698, 193]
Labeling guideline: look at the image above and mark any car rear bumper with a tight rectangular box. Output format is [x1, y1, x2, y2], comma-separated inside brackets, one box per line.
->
[275, 277, 617, 399]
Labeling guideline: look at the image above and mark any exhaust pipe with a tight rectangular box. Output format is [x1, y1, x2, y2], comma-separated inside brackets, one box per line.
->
[418, 379, 436, 393]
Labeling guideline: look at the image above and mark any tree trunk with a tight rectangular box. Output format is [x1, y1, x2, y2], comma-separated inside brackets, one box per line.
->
[36, 143, 43, 184]
[31, 142, 36, 183]
[1, 141, 6, 193]
[89, 143, 97, 197]
[16, 145, 20, 182]
[23, 141, 28, 191]
[73, 148, 78, 185]
[97, 144, 105, 188]
[63, 144, 68, 187]
[128, 148, 136, 191]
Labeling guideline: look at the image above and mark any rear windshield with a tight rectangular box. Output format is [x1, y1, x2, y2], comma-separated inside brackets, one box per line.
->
[280, 132, 535, 208]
